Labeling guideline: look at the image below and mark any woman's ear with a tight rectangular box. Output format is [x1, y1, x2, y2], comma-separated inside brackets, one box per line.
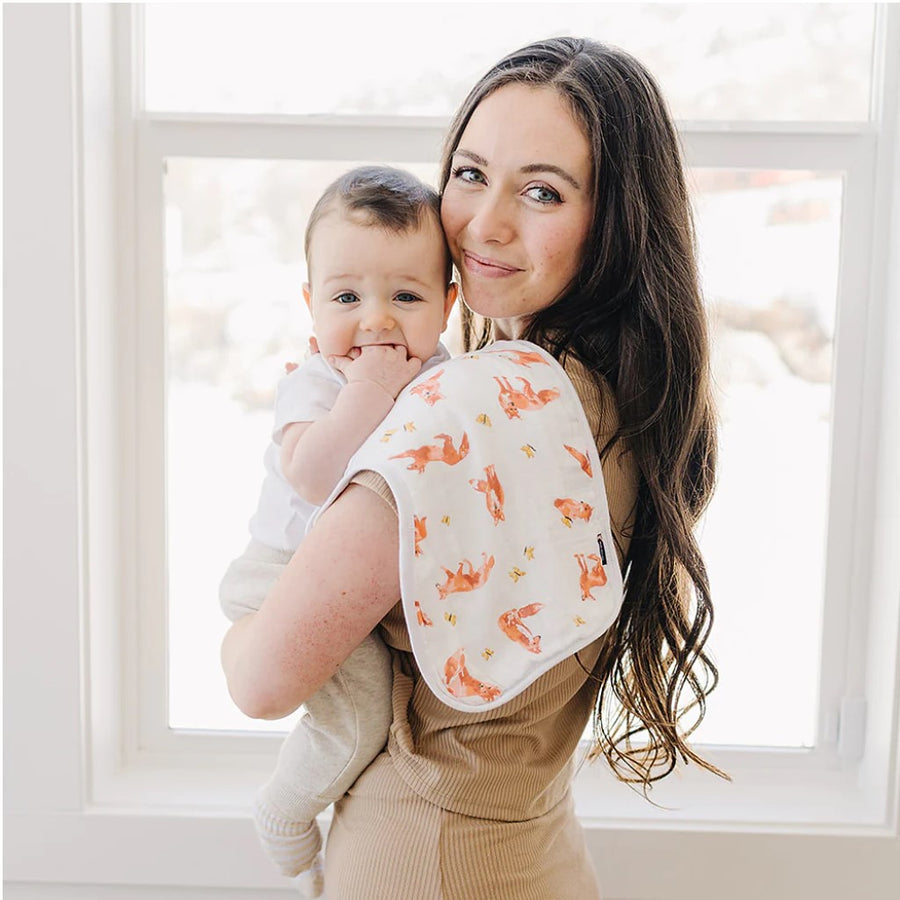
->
[441, 282, 459, 330]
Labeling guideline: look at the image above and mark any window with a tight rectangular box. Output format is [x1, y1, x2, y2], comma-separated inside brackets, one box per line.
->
[143, 3, 874, 120]
[134, 0, 899, 830]
[692, 167, 841, 748]
[148, 4, 877, 755]
[135, 0, 895, 794]
[5, 4, 899, 898]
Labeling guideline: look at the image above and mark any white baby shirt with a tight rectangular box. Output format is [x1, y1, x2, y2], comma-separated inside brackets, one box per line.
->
[248, 344, 451, 552]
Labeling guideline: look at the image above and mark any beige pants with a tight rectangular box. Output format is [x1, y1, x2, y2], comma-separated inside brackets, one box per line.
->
[219, 541, 393, 824]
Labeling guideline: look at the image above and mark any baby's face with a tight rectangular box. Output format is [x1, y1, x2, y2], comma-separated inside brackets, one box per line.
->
[304, 212, 456, 364]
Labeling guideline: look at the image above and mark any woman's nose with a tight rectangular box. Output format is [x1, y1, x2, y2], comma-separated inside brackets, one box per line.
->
[467, 192, 514, 245]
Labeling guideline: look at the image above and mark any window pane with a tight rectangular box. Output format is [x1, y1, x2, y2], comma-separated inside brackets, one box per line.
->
[144, 3, 875, 121]
[691, 169, 840, 747]
[165, 158, 443, 731]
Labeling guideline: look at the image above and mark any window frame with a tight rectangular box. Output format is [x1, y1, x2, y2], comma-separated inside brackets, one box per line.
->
[127, 0, 900, 821]
[5, 4, 900, 897]
[112, 0, 900, 824]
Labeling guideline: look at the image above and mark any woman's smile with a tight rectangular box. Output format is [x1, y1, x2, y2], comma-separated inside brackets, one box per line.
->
[461, 250, 523, 278]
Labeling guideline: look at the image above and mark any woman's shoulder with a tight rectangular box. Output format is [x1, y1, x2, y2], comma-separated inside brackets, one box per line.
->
[555, 348, 637, 566]
[557, 350, 619, 442]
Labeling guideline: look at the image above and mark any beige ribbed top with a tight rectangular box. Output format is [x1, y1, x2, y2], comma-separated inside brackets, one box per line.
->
[352, 352, 638, 822]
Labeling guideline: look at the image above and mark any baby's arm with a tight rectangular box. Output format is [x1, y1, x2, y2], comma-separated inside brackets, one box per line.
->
[281, 345, 422, 506]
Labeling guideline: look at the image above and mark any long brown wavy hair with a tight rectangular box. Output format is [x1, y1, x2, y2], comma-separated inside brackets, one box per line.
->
[439, 37, 726, 788]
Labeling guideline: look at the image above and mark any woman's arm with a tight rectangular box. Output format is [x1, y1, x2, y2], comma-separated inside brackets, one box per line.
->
[221, 483, 400, 720]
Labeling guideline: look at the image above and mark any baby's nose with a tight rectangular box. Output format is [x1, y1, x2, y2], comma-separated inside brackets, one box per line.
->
[361, 307, 396, 331]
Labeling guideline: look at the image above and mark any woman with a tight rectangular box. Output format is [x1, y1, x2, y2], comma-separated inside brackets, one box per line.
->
[223, 37, 722, 898]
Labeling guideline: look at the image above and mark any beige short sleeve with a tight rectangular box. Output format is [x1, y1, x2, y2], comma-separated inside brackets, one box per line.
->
[349, 470, 398, 516]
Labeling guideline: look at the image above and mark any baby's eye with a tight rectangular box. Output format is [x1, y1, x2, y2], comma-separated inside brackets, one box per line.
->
[334, 292, 359, 304]
[525, 184, 562, 204]
[395, 292, 422, 304]
[452, 166, 487, 185]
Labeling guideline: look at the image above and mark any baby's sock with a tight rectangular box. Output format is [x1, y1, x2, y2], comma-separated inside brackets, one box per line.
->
[290, 853, 325, 898]
[253, 796, 323, 886]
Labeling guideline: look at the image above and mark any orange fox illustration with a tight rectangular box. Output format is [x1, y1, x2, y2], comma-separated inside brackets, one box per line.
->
[469, 464, 505, 525]
[414, 516, 427, 556]
[410, 369, 445, 406]
[497, 349, 550, 367]
[390, 432, 470, 474]
[437, 553, 495, 599]
[444, 649, 502, 703]
[554, 497, 594, 525]
[563, 444, 593, 477]
[575, 553, 608, 600]
[414, 600, 433, 627]
[497, 602, 545, 654]
[494, 376, 560, 420]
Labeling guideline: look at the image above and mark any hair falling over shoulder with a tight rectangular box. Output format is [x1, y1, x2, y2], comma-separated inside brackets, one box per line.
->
[441, 37, 727, 789]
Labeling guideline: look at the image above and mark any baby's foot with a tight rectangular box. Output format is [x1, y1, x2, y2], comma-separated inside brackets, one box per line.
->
[253, 800, 323, 879]
[291, 852, 324, 897]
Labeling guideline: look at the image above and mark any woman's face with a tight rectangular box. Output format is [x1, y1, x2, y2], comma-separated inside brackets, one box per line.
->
[441, 83, 594, 338]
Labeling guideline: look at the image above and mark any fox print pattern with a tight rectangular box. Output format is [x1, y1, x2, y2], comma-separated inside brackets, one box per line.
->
[319, 340, 624, 711]
[389, 432, 470, 474]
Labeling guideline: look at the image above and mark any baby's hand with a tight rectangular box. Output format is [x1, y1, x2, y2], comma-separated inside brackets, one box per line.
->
[331, 345, 422, 399]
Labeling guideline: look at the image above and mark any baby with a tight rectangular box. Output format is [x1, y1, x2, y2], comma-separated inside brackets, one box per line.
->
[219, 165, 457, 896]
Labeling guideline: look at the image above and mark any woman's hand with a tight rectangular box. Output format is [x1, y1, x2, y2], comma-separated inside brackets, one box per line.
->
[221, 483, 400, 719]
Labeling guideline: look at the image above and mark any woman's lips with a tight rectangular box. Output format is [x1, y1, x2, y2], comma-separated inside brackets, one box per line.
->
[462, 250, 522, 279]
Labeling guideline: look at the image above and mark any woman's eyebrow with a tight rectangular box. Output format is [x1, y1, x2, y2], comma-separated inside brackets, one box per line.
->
[452, 149, 489, 168]
[452, 149, 583, 191]
[520, 163, 583, 191]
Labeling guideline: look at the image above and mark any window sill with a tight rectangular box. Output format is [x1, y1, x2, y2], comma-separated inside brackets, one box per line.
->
[5, 804, 898, 899]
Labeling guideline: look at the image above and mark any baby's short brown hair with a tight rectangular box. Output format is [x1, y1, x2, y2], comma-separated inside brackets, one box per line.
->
[305, 166, 452, 284]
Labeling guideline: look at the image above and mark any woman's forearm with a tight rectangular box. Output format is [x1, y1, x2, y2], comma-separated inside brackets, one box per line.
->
[221, 483, 400, 719]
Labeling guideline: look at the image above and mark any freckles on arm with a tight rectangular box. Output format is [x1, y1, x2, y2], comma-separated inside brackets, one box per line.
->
[222, 483, 400, 719]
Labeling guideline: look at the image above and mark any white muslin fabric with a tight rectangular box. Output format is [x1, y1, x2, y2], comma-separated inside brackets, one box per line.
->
[311, 340, 624, 712]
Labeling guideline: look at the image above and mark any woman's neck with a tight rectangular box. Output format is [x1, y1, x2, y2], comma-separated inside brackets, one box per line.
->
[491, 316, 527, 341]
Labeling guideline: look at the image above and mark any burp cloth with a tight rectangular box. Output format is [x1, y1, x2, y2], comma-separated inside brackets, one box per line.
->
[311, 340, 624, 712]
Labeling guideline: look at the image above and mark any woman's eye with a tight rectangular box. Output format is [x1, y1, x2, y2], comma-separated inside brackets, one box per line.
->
[395, 292, 421, 304]
[525, 184, 562, 204]
[452, 166, 486, 185]
[335, 292, 359, 304]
